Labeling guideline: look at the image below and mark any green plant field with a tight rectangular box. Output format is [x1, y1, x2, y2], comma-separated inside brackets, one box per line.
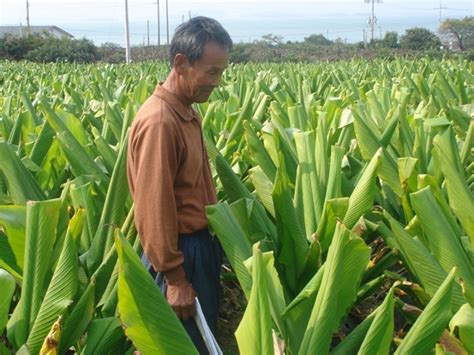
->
[0, 58, 473, 354]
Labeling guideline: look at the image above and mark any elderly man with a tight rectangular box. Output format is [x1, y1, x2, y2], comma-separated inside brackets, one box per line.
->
[127, 16, 232, 354]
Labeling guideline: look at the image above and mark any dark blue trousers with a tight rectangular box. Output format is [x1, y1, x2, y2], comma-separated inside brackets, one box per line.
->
[142, 229, 222, 355]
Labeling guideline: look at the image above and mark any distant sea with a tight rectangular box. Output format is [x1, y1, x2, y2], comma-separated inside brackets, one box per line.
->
[62, 14, 445, 46]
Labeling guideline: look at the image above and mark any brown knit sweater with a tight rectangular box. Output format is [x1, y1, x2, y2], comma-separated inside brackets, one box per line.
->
[127, 84, 217, 285]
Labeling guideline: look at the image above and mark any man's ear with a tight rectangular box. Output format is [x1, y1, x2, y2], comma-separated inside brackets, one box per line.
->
[173, 53, 189, 75]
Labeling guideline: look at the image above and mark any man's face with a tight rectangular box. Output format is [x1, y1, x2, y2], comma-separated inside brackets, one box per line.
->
[179, 41, 229, 103]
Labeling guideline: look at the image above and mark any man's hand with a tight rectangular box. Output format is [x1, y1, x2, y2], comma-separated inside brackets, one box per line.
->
[166, 280, 197, 320]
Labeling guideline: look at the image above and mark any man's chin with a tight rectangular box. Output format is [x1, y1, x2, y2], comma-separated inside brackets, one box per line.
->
[194, 94, 211, 103]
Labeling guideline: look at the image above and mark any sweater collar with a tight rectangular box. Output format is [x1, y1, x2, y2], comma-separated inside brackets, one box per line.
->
[153, 84, 197, 122]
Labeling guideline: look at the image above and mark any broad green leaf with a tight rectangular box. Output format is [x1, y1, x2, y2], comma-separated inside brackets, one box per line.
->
[85, 133, 129, 273]
[394, 268, 456, 354]
[433, 127, 474, 247]
[59, 283, 96, 354]
[28, 121, 55, 167]
[26, 210, 83, 354]
[316, 197, 349, 252]
[205, 131, 253, 203]
[294, 131, 321, 237]
[0, 268, 15, 333]
[7, 199, 62, 350]
[299, 223, 370, 355]
[0, 142, 46, 204]
[244, 120, 276, 182]
[40, 99, 107, 182]
[207, 202, 252, 298]
[449, 303, 474, 353]
[383, 212, 465, 311]
[358, 286, 395, 355]
[248, 166, 275, 217]
[236, 243, 273, 355]
[281, 265, 325, 354]
[331, 309, 377, 355]
[343, 148, 382, 229]
[115, 230, 197, 354]
[81, 317, 124, 355]
[273, 153, 308, 294]
[0, 205, 26, 272]
[411, 186, 474, 306]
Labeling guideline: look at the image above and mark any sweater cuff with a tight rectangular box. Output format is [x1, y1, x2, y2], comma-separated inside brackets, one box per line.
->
[163, 265, 186, 285]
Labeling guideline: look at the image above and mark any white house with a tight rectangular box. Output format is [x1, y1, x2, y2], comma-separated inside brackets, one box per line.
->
[0, 26, 74, 39]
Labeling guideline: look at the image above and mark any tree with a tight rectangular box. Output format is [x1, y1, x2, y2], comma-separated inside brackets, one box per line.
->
[439, 16, 474, 51]
[382, 31, 399, 48]
[400, 27, 441, 50]
[259, 33, 283, 46]
[303, 34, 332, 46]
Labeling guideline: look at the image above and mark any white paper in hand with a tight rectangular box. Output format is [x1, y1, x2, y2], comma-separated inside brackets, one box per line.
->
[194, 297, 223, 355]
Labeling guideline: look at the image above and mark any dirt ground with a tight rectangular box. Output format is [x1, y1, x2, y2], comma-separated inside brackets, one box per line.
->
[217, 267, 246, 355]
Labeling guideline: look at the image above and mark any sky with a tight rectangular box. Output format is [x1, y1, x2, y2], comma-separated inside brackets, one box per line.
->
[0, 0, 472, 45]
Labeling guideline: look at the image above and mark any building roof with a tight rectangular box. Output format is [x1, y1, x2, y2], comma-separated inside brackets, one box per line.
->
[0, 26, 74, 38]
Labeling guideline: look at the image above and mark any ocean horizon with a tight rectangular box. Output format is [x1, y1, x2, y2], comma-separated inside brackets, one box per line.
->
[56, 14, 445, 47]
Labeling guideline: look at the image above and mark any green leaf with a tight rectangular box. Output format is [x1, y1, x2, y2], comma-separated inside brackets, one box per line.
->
[331, 309, 377, 355]
[273, 153, 308, 294]
[0, 269, 16, 333]
[394, 268, 456, 354]
[294, 131, 321, 237]
[85, 133, 130, 273]
[358, 286, 395, 355]
[449, 303, 474, 353]
[235, 243, 274, 355]
[433, 127, 474, 248]
[411, 186, 474, 306]
[40, 99, 107, 182]
[7, 199, 62, 350]
[0, 142, 46, 204]
[115, 229, 197, 354]
[81, 317, 124, 355]
[383, 212, 465, 310]
[28, 121, 55, 167]
[299, 222, 370, 355]
[244, 120, 276, 182]
[206, 202, 252, 298]
[248, 166, 275, 217]
[281, 265, 325, 354]
[59, 283, 96, 354]
[343, 148, 382, 229]
[0, 205, 26, 272]
[25, 210, 82, 354]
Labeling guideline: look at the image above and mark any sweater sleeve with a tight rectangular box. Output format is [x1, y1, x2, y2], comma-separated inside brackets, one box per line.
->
[130, 119, 186, 285]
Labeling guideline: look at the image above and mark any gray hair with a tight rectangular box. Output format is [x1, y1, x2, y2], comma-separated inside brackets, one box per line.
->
[169, 16, 232, 65]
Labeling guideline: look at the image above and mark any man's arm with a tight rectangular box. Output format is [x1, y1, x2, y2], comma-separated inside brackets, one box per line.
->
[130, 119, 196, 319]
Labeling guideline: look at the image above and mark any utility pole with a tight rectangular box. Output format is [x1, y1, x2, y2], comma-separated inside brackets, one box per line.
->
[26, 0, 30, 34]
[147, 20, 150, 46]
[124, 0, 131, 63]
[166, 0, 169, 45]
[182, 14, 184, 24]
[379, 26, 382, 39]
[365, 0, 382, 42]
[437, 1, 448, 26]
[188, 11, 191, 20]
[155, 0, 160, 46]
